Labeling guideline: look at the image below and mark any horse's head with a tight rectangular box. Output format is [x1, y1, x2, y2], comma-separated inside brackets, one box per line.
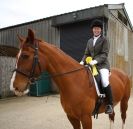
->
[10, 29, 43, 96]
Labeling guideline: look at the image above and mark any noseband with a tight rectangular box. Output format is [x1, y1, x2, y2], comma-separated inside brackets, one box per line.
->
[14, 40, 42, 83]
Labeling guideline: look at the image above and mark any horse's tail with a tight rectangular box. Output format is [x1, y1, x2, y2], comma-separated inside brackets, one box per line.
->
[129, 75, 132, 89]
[120, 75, 131, 124]
[125, 75, 131, 99]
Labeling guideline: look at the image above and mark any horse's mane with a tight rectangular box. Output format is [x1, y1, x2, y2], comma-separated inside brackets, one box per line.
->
[39, 39, 80, 65]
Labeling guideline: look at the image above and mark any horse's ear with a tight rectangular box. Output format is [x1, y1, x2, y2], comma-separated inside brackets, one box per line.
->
[27, 29, 35, 44]
[17, 34, 25, 48]
[17, 34, 24, 42]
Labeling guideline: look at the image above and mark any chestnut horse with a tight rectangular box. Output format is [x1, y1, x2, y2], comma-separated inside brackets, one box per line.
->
[10, 29, 131, 129]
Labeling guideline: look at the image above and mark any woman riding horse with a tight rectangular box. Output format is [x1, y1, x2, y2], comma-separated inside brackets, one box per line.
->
[80, 19, 113, 114]
[10, 29, 131, 129]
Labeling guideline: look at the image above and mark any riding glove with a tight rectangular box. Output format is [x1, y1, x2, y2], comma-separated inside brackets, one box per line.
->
[80, 61, 84, 65]
[89, 60, 98, 66]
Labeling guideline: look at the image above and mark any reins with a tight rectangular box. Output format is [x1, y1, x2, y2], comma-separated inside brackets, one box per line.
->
[14, 39, 87, 83]
[37, 67, 85, 81]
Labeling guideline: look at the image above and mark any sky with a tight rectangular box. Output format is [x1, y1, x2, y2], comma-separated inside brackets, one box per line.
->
[0, 0, 133, 28]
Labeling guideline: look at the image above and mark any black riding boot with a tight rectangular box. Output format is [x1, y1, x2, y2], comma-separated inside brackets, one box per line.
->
[104, 85, 113, 114]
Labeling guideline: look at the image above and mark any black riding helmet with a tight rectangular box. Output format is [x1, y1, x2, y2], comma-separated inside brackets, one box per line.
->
[90, 19, 103, 29]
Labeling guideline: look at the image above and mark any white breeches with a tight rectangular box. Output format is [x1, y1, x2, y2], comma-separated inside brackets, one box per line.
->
[99, 68, 109, 87]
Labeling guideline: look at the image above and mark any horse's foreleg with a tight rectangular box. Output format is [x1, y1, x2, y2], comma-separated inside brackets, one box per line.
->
[109, 111, 115, 129]
[81, 115, 92, 129]
[67, 115, 81, 129]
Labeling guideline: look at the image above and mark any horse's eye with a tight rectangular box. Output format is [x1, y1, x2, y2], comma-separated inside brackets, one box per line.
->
[21, 54, 29, 59]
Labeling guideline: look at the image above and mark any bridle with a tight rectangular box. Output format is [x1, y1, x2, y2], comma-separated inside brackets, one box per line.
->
[13, 39, 86, 85]
[14, 40, 42, 83]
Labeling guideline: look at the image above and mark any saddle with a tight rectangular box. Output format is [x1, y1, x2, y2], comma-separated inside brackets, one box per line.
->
[85, 57, 105, 118]
[85, 57, 105, 97]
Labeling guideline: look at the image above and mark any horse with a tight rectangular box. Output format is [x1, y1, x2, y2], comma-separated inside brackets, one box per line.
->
[10, 29, 131, 129]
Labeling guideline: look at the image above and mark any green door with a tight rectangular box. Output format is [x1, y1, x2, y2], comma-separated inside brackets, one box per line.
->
[29, 72, 51, 96]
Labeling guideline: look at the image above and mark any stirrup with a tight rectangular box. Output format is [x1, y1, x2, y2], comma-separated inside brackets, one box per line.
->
[105, 105, 113, 114]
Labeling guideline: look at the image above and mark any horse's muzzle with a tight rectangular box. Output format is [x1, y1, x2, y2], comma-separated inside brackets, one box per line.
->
[14, 89, 29, 96]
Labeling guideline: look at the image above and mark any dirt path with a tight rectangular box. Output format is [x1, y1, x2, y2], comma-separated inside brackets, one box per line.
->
[0, 92, 133, 129]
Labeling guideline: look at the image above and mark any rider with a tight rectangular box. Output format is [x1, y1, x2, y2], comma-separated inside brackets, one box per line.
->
[80, 19, 113, 114]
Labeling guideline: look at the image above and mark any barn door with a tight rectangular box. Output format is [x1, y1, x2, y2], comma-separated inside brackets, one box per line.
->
[60, 20, 92, 62]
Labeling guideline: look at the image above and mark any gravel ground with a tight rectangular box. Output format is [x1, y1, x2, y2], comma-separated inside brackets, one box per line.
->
[0, 92, 133, 129]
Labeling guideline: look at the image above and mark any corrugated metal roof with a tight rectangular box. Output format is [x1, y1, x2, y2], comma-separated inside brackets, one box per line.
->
[0, 3, 132, 30]
[0, 4, 107, 30]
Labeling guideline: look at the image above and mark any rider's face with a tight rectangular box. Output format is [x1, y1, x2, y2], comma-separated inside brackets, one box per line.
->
[92, 27, 102, 37]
